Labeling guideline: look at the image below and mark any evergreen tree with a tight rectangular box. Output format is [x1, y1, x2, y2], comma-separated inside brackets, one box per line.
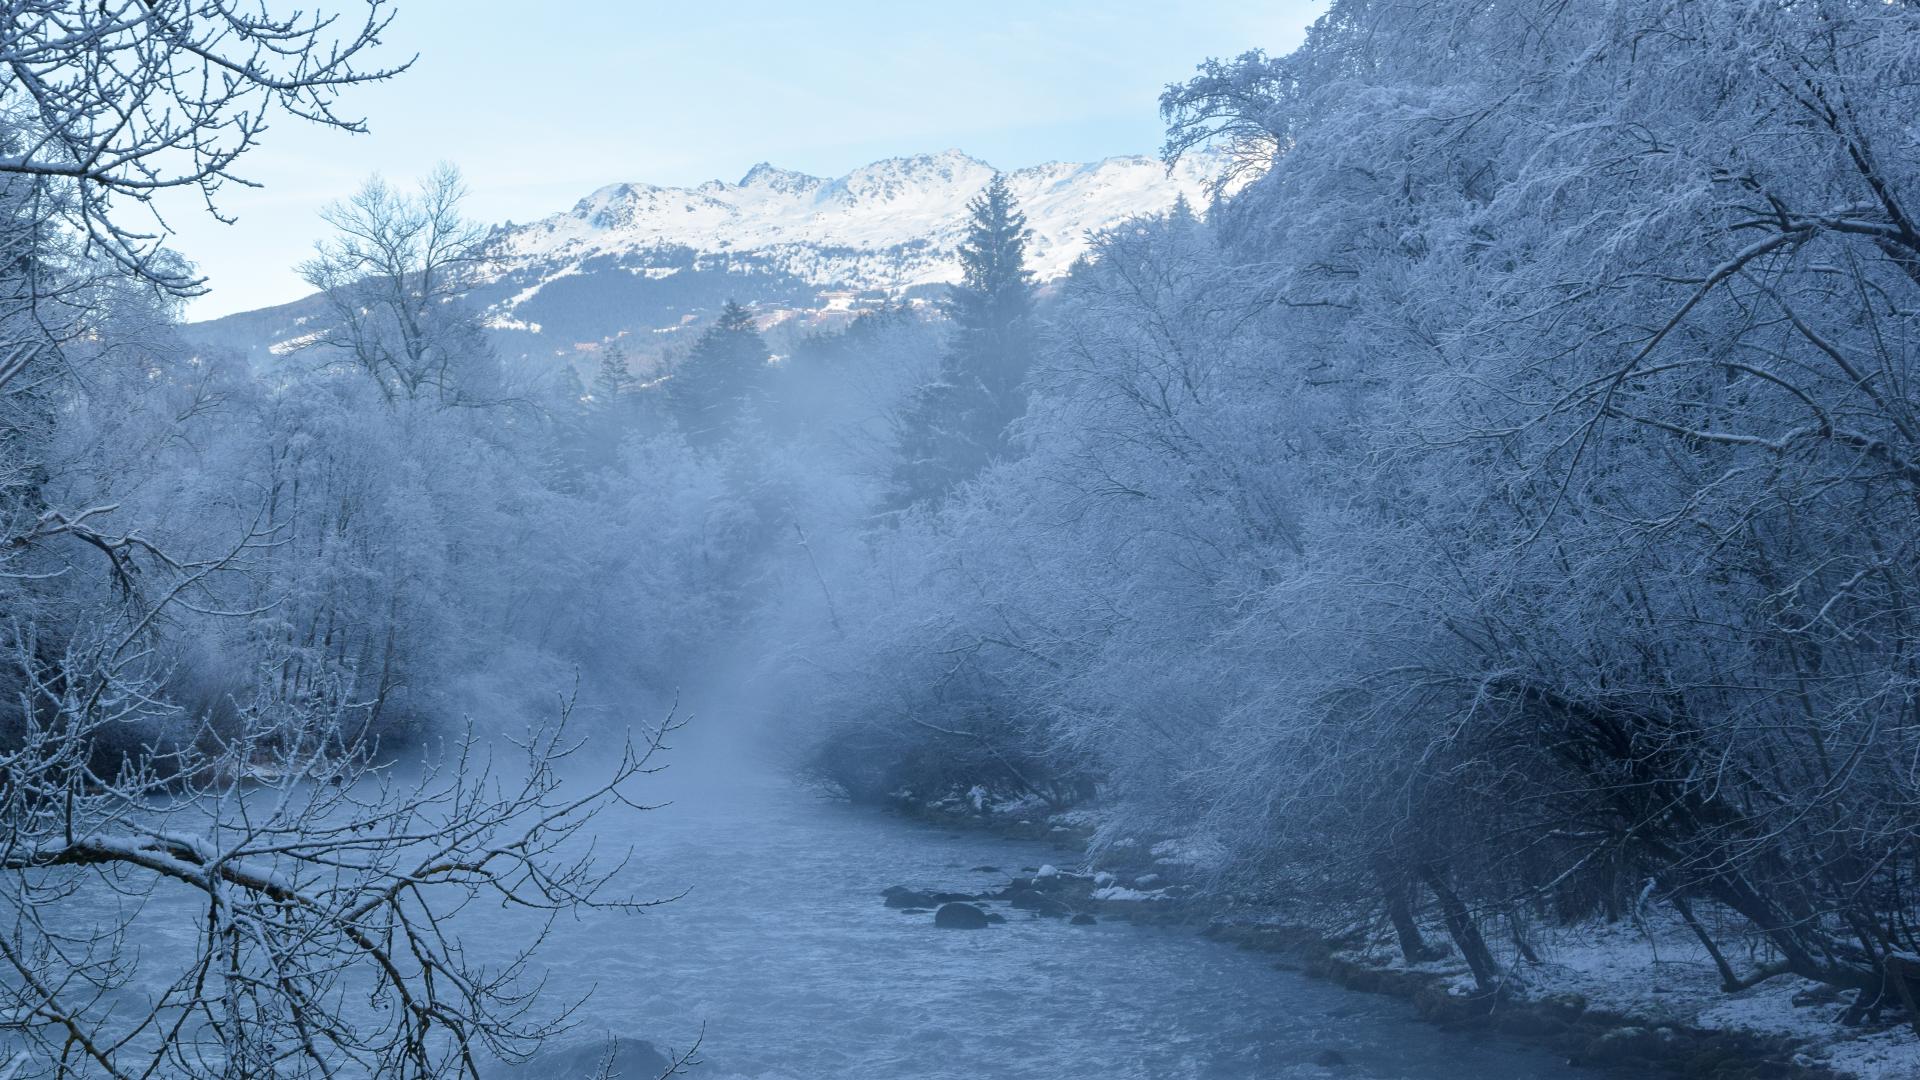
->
[891, 173, 1035, 507]
[590, 345, 637, 407]
[542, 361, 592, 493]
[1167, 192, 1197, 228]
[574, 345, 646, 471]
[669, 299, 770, 448]
[589, 344, 640, 435]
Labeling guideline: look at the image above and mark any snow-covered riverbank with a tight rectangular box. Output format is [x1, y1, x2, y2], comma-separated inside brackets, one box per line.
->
[881, 789, 1920, 1080]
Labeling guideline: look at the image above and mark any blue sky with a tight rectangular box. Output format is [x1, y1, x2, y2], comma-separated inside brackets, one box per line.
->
[168, 1, 1321, 319]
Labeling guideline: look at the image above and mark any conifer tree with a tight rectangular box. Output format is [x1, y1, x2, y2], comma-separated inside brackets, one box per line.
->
[891, 173, 1035, 507]
[578, 345, 646, 469]
[669, 299, 771, 448]
[541, 362, 592, 493]
[591, 345, 637, 407]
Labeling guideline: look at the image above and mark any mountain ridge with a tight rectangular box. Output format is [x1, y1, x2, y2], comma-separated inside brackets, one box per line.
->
[190, 149, 1226, 368]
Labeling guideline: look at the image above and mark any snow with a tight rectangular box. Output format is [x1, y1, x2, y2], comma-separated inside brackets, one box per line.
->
[987, 792, 1048, 817]
[483, 314, 541, 333]
[267, 329, 324, 356]
[1091, 885, 1171, 902]
[1149, 836, 1229, 873]
[484, 149, 1233, 322]
[1353, 911, 1920, 1079]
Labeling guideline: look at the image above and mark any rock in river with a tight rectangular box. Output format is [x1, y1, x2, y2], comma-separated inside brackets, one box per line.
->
[884, 885, 978, 909]
[934, 902, 993, 929]
[1003, 886, 1073, 917]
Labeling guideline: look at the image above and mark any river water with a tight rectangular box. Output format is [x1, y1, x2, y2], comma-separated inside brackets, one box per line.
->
[488, 764, 1600, 1080]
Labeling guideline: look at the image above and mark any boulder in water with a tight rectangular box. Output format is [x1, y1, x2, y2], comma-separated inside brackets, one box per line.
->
[1070, 913, 1097, 926]
[1004, 887, 1072, 917]
[934, 902, 992, 929]
[883, 885, 937, 908]
[884, 885, 980, 909]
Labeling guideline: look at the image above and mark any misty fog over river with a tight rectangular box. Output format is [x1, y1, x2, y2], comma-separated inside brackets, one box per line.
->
[479, 748, 1600, 1080]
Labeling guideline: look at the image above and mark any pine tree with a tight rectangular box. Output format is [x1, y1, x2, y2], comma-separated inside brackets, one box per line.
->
[542, 362, 592, 493]
[891, 173, 1035, 507]
[669, 299, 770, 448]
[583, 345, 645, 462]
[1167, 192, 1197, 227]
[590, 345, 637, 407]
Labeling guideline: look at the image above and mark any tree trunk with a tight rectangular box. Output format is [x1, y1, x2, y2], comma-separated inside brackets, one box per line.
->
[1423, 865, 1500, 994]
[1378, 862, 1444, 963]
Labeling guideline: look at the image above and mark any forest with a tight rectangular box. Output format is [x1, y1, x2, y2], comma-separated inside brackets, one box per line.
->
[4, 0, 1920, 1076]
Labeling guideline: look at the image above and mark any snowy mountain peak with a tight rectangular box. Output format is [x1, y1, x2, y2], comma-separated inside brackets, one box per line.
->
[191, 148, 1237, 368]
[566, 182, 737, 231]
[455, 148, 1233, 359]
[737, 162, 824, 194]
[830, 150, 994, 204]
[509, 149, 1224, 282]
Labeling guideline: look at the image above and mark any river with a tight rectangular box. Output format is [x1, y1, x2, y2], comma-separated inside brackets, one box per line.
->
[486, 762, 1603, 1080]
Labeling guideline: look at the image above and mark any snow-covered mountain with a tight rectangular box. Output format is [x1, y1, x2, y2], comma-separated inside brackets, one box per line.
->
[191, 150, 1225, 367]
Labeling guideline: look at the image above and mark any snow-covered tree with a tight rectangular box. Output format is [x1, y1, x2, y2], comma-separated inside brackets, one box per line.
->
[299, 166, 502, 406]
[773, 0, 1920, 1017]
[891, 174, 1036, 507]
[0, 7, 696, 1076]
[0, 0, 401, 293]
[668, 299, 770, 448]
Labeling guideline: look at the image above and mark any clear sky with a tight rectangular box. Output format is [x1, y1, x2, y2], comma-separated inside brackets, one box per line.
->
[165, 1, 1322, 320]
